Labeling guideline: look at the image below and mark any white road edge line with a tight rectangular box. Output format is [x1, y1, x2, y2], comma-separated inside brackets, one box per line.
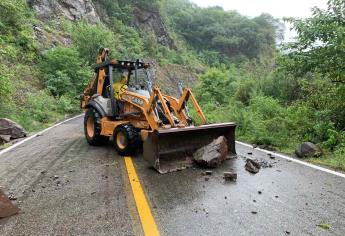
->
[1, 118, 344, 179]
[236, 141, 345, 179]
[0, 114, 84, 157]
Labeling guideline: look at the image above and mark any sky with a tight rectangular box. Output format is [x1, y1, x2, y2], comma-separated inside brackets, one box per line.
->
[189, 0, 328, 41]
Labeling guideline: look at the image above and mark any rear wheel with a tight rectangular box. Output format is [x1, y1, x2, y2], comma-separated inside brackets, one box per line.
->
[113, 124, 141, 156]
[84, 108, 109, 145]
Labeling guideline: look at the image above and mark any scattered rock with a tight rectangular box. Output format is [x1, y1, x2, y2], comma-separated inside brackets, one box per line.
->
[245, 159, 260, 174]
[193, 136, 228, 168]
[53, 175, 59, 179]
[40, 170, 47, 174]
[257, 159, 273, 168]
[258, 144, 276, 151]
[295, 142, 322, 158]
[7, 192, 17, 201]
[91, 192, 96, 195]
[268, 153, 275, 159]
[0, 189, 20, 218]
[252, 144, 258, 148]
[0, 135, 11, 144]
[0, 118, 27, 140]
[202, 170, 213, 176]
[223, 172, 237, 181]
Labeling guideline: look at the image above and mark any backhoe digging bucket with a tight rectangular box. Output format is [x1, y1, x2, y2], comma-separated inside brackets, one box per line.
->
[143, 123, 236, 173]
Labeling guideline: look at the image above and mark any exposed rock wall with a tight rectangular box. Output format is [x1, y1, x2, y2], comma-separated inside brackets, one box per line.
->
[133, 8, 175, 49]
[28, 0, 100, 23]
[28, 1, 175, 49]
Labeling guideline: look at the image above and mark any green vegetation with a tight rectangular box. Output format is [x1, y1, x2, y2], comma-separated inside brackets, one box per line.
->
[165, 0, 281, 62]
[317, 223, 331, 230]
[39, 46, 90, 97]
[193, 0, 345, 170]
[0, 0, 343, 170]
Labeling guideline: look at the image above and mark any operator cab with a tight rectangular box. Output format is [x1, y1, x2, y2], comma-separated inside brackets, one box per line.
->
[127, 69, 151, 98]
[110, 60, 152, 99]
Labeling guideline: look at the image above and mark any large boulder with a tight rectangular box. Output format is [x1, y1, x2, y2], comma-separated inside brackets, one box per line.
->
[0, 118, 27, 140]
[0, 189, 20, 218]
[0, 135, 11, 145]
[193, 136, 228, 168]
[295, 142, 322, 158]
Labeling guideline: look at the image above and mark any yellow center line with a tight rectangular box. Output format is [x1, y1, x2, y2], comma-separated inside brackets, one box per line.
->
[124, 156, 160, 236]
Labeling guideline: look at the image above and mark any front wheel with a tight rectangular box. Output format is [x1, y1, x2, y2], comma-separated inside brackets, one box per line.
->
[84, 108, 109, 145]
[113, 124, 141, 156]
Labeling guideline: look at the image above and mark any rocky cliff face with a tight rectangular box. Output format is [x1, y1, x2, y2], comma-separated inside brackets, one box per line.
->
[133, 8, 175, 49]
[28, 0, 175, 49]
[28, 0, 100, 23]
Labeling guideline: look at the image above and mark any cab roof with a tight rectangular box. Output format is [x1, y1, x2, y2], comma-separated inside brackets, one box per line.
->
[93, 59, 150, 71]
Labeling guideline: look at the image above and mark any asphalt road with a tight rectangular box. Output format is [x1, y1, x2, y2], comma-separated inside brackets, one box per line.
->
[1, 116, 345, 236]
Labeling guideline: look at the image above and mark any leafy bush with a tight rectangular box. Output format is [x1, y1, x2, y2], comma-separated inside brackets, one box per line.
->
[39, 47, 91, 97]
[57, 96, 80, 113]
[108, 19, 144, 59]
[67, 20, 119, 64]
[0, 65, 13, 103]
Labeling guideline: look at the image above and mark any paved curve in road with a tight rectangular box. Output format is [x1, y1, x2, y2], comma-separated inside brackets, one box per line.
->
[0, 116, 344, 236]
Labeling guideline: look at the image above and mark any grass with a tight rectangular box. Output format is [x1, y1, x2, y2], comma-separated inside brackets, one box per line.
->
[307, 153, 345, 172]
[316, 223, 331, 230]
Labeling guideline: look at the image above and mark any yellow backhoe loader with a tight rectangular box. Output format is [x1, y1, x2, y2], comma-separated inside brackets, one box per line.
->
[81, 48, 236, 173]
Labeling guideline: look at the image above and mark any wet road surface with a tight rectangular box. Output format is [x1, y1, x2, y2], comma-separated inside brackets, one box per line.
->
[1, 116, 345, 235]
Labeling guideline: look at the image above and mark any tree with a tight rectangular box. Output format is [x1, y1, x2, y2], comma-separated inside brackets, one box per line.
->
[39, 47, 91, 97]
[165, 0, 279, 61]
[280, 0, 345, 83]
[69, 21, 119, 64]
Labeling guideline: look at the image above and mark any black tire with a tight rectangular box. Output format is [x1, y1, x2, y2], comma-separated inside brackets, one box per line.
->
[113, 124, 141, 156]
[84, 108, 109, 145]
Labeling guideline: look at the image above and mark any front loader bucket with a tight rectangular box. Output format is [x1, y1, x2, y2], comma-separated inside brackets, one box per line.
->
[0, 190, 19, 218]
[143, 123, 236, 173]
